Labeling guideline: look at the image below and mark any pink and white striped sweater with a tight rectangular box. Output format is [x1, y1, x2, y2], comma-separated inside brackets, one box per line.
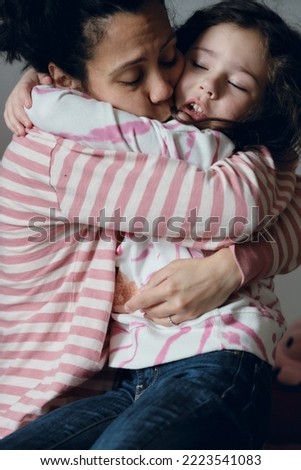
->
[0, 86, 297, 436]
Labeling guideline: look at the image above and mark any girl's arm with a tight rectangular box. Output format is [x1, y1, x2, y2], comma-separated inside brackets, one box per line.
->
[30, 86, 295, 248]
[4, 70, 52, 136]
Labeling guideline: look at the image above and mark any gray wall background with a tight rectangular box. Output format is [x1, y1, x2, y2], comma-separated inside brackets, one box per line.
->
[0, 0, 300, 323]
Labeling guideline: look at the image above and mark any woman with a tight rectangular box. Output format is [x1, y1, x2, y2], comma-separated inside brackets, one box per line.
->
[0, 0, 300, 443]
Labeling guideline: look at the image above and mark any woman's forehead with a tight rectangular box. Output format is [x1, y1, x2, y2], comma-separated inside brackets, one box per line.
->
[97, 1, 173, 54]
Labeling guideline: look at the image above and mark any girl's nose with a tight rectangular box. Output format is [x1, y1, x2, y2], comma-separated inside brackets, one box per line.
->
[200, 76, 218, 99]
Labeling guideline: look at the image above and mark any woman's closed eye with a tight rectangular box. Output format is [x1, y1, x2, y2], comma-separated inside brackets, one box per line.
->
[120, 78, 141, 87]
[118, 73, 142, 87]
[159, 41, 182, 69]
[160, 55, 178, 68]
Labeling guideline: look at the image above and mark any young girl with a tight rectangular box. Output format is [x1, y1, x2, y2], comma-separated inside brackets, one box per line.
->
[1, 0, 301, 448]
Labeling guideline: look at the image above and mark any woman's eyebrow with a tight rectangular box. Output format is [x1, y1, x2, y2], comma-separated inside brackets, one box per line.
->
[161, 31, 177, 51]
[110, 57, 147, 75]
[110, 32, 177, 76]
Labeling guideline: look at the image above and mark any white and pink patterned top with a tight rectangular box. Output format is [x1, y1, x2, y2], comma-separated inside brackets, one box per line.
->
[0, 85, 298, 436]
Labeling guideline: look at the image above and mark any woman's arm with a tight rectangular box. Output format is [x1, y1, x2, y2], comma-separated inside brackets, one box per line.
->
[125, 248, 242, 325]
[233, 174, 301, 283]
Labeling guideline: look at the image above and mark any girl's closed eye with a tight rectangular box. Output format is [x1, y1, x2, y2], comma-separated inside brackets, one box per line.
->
[191, 60, 208, 70]
[228, 81, 248, 92]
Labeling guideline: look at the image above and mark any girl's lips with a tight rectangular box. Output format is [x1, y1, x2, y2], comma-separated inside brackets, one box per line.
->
[181, 101, 207, 121]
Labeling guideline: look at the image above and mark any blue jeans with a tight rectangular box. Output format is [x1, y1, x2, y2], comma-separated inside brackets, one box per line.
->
[0, 351, 272, 450]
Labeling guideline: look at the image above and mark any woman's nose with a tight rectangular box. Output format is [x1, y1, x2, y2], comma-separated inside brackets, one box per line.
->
[149, 73, 174, 104]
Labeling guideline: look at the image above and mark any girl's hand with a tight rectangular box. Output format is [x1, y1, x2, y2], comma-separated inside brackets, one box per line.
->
[124, 248, 242, 326]
[4, 68, 52, 136]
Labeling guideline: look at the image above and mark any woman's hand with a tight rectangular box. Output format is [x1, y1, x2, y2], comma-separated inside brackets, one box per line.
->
[124, 248, 242, 326]
[4, 68, 52, 136]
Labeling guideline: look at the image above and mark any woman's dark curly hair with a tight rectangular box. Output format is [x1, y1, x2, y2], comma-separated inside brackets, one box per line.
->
[176, 0, 301, 164]
[0, 0, 165, 88]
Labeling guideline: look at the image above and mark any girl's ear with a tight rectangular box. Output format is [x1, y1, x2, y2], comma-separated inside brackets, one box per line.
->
[48, 63, 82, 91]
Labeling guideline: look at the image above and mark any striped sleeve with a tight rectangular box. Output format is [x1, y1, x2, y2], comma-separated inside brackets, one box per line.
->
[233, 175, 301, 284]
[50, 138, 296, 250]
